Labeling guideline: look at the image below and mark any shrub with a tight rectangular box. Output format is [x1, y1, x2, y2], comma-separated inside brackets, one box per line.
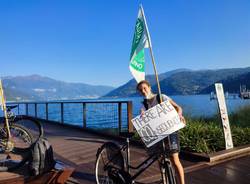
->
[229, 105, 250, 128]
[180, 119, 225, 153]
[231, 126, 250, 146]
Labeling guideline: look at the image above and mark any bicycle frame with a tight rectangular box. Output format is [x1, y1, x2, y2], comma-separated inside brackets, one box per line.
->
[124, 137, 158, 180]
[106, 137, 175, 183]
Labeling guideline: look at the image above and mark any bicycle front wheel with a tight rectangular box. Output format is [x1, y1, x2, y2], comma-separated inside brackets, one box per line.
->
[95, 142, 125, 184]
[0, 124, 33, 171]
[164, 159, 176, 184]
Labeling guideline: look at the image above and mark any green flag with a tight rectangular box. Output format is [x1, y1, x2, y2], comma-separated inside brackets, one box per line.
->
[129, 6, 150, 83]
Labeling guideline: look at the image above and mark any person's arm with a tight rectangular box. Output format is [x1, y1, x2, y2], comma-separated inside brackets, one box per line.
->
[169, 99, 186, 124]
[140, 105, 146, 116]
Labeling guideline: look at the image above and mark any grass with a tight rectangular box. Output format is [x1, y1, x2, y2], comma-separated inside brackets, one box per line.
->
[179, 104, 250, 153]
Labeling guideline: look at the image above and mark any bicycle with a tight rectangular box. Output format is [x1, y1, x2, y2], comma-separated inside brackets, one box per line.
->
[95, 132, 176, 184]
[0, 105, 43, 172]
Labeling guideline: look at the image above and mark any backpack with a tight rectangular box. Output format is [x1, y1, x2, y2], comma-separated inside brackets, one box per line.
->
[142, 94, 161, 110]
[29, 137, 56, 176]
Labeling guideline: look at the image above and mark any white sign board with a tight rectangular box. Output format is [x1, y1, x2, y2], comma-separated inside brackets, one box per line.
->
[132, 100, 185, 147]
[215, 83, 233, 149]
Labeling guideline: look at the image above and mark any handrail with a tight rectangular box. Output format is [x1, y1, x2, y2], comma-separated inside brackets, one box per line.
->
[6, 100, 133, 135]
[8, 100, 131, 104]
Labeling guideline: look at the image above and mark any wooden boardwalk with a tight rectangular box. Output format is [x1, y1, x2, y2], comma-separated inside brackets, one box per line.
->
[186, 156, 250, 184]
[42, 121, 250, 184]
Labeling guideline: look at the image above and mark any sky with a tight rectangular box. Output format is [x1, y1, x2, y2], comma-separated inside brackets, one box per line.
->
[0, 0, 249, 87]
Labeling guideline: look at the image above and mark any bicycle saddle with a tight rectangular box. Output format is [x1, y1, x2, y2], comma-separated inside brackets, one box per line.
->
[6, 105, 18, 111]
[119, 132, 135, 138]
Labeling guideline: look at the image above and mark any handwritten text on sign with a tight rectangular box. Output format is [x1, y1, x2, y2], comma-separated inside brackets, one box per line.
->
[132, 100, 185, 147]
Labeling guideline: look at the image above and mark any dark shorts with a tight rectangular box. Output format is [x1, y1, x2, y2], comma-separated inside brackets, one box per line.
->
[146, 132, 180, 156]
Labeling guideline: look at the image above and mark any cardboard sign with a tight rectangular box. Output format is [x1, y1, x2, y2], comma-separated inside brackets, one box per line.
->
[132, 100, 185, 147]
[215, 83, 233, 149]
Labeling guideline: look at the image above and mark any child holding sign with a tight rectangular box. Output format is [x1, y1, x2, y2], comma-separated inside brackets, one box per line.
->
[137, 80, 186, 184]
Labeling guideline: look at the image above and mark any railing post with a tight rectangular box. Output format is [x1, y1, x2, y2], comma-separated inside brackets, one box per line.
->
[61, 103, 64, 124]
[35, 103, 37, 118]
[46, 103, 48, 120]
[118, 102, 122, 134]
[83, 103, 87, 128]
[17, 104, 20, 115]
[26, 103, 28, 116]
[12, 100, 133, 136]
[127, 101, 133, 132]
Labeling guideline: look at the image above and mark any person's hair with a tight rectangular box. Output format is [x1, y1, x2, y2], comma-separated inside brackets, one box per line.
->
[136, 80, 151, 91]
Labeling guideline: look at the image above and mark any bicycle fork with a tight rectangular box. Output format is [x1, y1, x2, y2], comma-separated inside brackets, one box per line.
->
[126, 137, 131, 174]
[160, 158, 176, 184]
[160, 140, 176, 184]
[161, 166, 167, 184]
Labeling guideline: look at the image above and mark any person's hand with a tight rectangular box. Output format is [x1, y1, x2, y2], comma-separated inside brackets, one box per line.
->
[179, 113, 186, 124]
[140, 108, 145, 116]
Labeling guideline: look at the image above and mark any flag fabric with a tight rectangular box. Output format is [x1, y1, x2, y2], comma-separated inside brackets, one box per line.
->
[129, 5, 150, 83]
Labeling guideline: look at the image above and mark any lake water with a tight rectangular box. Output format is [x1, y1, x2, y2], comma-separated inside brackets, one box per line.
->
[1, 95, 250, 129]
[115, 94, 250, 118]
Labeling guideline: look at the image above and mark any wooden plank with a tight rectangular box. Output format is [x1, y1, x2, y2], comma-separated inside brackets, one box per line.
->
[0, 172, 24, 184]
[26, 172, 56, 184]
[186, 156, 250, 184]
[54, 168, 74, 184]
[25, 162, 74, 184]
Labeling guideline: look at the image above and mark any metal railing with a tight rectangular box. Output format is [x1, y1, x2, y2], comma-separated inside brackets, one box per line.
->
[7, 100, 133, 135]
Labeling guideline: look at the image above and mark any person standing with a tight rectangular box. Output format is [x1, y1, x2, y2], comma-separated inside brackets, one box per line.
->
[136, 80, 186, 184]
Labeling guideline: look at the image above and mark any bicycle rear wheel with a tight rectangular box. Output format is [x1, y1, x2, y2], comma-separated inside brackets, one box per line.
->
[0, 124, 33, 171]
[95, 142, 125, 184]
[13, 115, 43, 142]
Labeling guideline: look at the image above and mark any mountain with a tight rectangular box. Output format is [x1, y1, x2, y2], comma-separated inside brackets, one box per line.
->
[105, 67, 250, 97]
[2, 75, 114, 101]
[157, 67, 250, 95]
[104, 68, 190, 97]
[200, 72, 250, 94]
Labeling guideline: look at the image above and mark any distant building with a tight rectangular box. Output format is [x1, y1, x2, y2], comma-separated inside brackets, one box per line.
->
[239, 85, 250, 99]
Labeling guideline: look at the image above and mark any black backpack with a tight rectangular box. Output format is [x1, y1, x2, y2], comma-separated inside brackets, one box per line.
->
[29, 137, 56, 176]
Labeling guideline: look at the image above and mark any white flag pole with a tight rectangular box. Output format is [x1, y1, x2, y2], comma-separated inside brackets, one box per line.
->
[140, 5, 168, 157]
[140, 5, 163, 102]
[0, 79, 11, 138]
